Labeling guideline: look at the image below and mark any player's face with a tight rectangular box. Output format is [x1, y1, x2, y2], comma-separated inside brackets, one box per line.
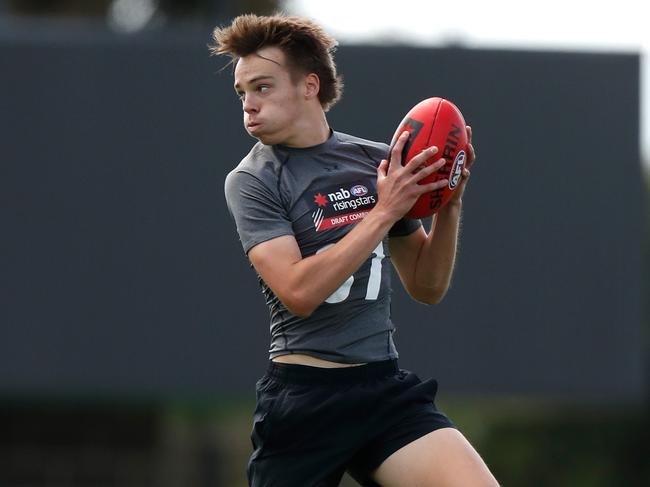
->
[234, 47, 305, 145]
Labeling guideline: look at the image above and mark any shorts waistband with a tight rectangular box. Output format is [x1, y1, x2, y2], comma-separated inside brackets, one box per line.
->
[265, 359, 399, 385]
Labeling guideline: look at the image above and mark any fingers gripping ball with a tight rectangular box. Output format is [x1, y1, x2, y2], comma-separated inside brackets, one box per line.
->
[389, 97, 468, 218]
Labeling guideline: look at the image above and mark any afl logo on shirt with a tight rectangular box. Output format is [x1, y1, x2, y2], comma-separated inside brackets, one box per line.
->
[350, 185, 368, 197]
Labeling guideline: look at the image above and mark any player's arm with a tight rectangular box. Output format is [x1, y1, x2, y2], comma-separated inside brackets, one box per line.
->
[248, 133, 448, 318]
[390, 126, 476, 305]
[248, 212, 392, 317]
[390, 202, 462, 304]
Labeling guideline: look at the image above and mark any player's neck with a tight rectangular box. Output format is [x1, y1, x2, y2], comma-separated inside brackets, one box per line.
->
[281, 109, 330, 148]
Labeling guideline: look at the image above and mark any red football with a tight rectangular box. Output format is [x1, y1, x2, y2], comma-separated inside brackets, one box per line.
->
[388, 97, 468, 218]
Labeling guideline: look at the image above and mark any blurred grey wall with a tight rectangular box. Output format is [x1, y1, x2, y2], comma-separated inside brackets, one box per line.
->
[0, 33, 645, 402]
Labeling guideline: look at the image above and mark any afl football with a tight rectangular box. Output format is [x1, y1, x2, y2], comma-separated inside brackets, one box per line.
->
[389, 97, 468, 218]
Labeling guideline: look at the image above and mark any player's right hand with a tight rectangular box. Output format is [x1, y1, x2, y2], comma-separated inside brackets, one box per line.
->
[375, 131, 448, 222]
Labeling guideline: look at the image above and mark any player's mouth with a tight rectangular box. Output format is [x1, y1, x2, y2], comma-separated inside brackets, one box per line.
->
[246, 121, 262, 131]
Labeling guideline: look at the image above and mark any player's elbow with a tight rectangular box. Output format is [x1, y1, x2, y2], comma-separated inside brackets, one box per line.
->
[281, 289, 319, 318]
[411, 286, 448, 305]
[418, 293, 445, 305]
[286, 303, 316, 318]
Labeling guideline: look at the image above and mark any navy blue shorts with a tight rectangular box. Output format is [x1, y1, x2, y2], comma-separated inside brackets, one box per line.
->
[247, 359, 454, 487]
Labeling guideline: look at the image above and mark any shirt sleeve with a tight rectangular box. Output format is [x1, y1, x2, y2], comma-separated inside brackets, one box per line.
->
[224, 170, 295, 254]
[388, 217, 422, 237]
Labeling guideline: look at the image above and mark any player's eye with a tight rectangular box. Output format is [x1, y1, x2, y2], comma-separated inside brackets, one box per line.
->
[257, 85, 270, 93]
[236, 91, 245, 101]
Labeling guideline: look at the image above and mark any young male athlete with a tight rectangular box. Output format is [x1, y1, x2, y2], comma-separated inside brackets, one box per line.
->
[212, 14, 499, 487]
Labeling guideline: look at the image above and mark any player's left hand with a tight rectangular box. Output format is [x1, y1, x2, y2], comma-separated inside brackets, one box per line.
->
[445, 125, 476, 207]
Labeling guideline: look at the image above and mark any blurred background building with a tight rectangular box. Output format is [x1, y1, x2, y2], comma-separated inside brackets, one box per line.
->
[1, 1, 648, 486]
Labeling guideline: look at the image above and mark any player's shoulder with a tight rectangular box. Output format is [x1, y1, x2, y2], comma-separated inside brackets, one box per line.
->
[229, 142, 279, 176]
[225, 142, 282, 189]
[333, 131, 389, 161]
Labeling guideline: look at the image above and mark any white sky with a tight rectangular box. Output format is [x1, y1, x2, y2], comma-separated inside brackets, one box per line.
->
[285, 0, 650, 167]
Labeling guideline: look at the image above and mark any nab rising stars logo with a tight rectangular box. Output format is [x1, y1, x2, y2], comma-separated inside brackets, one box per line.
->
[312, 192, 329, 230]
[310, 182, 376, 231]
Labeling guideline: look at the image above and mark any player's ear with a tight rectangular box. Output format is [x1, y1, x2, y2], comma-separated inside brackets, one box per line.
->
[304, 73, 320, 100]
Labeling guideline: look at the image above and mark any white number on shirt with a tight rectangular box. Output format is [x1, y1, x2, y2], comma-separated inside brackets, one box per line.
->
[316, 241, 385, 304]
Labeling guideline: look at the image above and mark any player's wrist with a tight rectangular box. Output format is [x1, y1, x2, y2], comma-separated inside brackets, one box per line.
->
[446, 198, 463, 208]
[438, 199, 463, 217]
[369, 203, 402, 227]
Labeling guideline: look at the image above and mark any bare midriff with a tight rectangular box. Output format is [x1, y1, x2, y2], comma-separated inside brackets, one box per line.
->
[272, 354, 365, 368]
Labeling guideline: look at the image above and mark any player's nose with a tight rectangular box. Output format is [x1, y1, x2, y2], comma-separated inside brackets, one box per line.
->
[243, 95, 259, 114]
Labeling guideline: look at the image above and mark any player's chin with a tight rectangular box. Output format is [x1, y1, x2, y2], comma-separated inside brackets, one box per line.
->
[250, 130, 281, 146]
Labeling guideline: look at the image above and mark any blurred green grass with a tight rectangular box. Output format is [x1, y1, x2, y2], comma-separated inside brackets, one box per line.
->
[160, 395, 649, 487]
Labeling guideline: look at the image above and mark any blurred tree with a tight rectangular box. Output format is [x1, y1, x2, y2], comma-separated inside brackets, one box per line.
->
[230, 0, 280, 15]
[7, 0, 110, 15]
[7, 0, 281, 17]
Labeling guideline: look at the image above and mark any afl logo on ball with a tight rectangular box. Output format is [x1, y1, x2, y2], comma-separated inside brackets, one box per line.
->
[448, 150, 466, 190]
[350, 184, 368, 197]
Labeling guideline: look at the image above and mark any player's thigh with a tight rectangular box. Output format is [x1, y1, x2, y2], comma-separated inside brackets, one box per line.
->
[371, 427, 499, 487]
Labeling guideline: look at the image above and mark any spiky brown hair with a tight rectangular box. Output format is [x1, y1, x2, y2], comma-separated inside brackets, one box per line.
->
[210, 14, 343, 112]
